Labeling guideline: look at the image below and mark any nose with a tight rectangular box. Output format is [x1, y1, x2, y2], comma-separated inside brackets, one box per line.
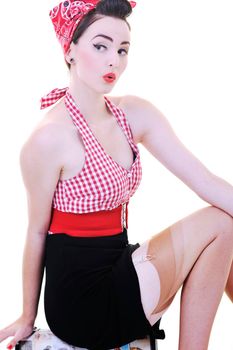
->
[107, 51, 120, 69]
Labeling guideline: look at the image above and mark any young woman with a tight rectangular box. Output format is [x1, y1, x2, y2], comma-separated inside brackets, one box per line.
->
[0, 1, 232, 349]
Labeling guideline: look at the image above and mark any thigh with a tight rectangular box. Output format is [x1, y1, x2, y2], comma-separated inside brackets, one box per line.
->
[131, 206, 233, 325]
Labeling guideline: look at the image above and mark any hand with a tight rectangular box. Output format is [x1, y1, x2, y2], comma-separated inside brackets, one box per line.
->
[0, 315, 35, 349]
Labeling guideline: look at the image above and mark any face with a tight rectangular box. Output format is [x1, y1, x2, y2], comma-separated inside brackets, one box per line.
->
[66, 16, 131, 94]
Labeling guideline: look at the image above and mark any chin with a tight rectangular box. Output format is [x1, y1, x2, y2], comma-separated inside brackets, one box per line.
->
[103, 86, 115, 94]
[94, 84, 115, 95]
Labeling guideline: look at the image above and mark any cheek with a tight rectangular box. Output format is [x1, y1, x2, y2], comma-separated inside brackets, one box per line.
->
[77, 49, 99, 73]
[120, 58, 128, 73]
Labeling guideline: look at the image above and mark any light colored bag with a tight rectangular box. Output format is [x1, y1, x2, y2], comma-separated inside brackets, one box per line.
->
[15, 328, 159, 350]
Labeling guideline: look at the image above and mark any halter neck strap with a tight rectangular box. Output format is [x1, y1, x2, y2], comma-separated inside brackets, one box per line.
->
[40, 87, 68, 109]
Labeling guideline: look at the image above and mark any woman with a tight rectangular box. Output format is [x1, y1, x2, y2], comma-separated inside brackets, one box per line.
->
[0, 0, 232, 349]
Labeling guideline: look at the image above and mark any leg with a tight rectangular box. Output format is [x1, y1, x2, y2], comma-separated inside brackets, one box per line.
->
[131, 206, 233, 350]
[225, 261, 233, 302]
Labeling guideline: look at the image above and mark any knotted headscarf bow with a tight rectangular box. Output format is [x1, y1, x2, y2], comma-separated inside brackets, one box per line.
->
[50, 0, 136, 54]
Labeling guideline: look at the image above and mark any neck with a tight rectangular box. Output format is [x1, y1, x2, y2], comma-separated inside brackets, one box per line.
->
[68, 76, 109, 123]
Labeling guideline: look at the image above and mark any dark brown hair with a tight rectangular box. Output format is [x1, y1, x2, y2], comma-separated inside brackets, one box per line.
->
[66, 0, 132, 69]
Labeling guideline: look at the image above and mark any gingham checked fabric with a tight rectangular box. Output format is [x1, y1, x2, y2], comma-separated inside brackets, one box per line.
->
[40, 87, 68, 109]
[41, 88, 142, 213]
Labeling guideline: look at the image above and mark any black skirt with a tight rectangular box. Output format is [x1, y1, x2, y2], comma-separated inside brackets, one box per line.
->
[44, 229, 164, 350]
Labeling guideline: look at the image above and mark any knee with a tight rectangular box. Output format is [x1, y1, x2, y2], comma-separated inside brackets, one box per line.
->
[206, 206, 233, 239]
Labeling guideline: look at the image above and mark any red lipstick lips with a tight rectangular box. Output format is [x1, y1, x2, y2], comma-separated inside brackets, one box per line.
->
[103, 72, 116, 83]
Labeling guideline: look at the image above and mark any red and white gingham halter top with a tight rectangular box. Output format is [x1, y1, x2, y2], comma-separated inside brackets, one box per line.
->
[40, 88, 142, 214]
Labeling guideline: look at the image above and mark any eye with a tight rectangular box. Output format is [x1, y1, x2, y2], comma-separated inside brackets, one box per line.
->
[118, 48, 128, 56]
[93, 44, 107, 52]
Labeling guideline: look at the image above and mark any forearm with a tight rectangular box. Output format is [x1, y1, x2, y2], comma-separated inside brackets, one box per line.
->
[198, 173, 233, 217]
[21, 231, 47, 323]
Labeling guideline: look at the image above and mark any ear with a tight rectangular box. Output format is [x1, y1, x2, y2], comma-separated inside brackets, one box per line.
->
[65, 47, 72, 65]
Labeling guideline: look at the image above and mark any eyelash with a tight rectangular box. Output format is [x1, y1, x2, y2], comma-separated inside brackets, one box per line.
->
[93, 44, 128, 55]
[119, 48, 128, 55]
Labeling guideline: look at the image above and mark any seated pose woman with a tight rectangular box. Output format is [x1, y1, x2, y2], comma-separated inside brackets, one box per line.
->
[0, 1, 233, 349]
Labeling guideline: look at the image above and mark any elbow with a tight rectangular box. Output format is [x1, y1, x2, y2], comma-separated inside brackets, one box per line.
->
[26, 223, 50, 238]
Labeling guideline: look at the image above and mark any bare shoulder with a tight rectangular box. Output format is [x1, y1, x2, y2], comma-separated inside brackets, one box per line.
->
[21, 123, 60, 164]
[109, 95, 164, 143]
[20, 101, 72, 172]
[21, 120, 61, 165]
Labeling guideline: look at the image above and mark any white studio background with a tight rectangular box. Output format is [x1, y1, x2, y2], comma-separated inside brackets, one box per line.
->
[0, 0, 233, 349]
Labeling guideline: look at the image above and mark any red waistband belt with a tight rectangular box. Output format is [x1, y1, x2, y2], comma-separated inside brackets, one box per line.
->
[48, 203, 128, 237]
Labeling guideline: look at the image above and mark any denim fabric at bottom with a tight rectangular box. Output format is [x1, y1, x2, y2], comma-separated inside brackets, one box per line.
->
[44, 229, 157, 350]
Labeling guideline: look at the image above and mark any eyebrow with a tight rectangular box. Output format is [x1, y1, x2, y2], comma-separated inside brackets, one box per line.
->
[92, 34, 130, 45]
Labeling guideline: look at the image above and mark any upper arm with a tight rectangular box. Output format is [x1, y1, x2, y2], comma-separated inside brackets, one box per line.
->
[123, 95, 212, 195]
[20, 125, 62, 235]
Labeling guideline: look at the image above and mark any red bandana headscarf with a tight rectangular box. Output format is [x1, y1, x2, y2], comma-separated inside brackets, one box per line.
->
[49, 0, 136, 55]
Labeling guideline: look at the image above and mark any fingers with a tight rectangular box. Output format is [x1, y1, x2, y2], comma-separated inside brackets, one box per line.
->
[0, 326, 14, 343]
[6, 326, 34, 350]
[6, 345, 13, 350]
[0, 323, 34, 350]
